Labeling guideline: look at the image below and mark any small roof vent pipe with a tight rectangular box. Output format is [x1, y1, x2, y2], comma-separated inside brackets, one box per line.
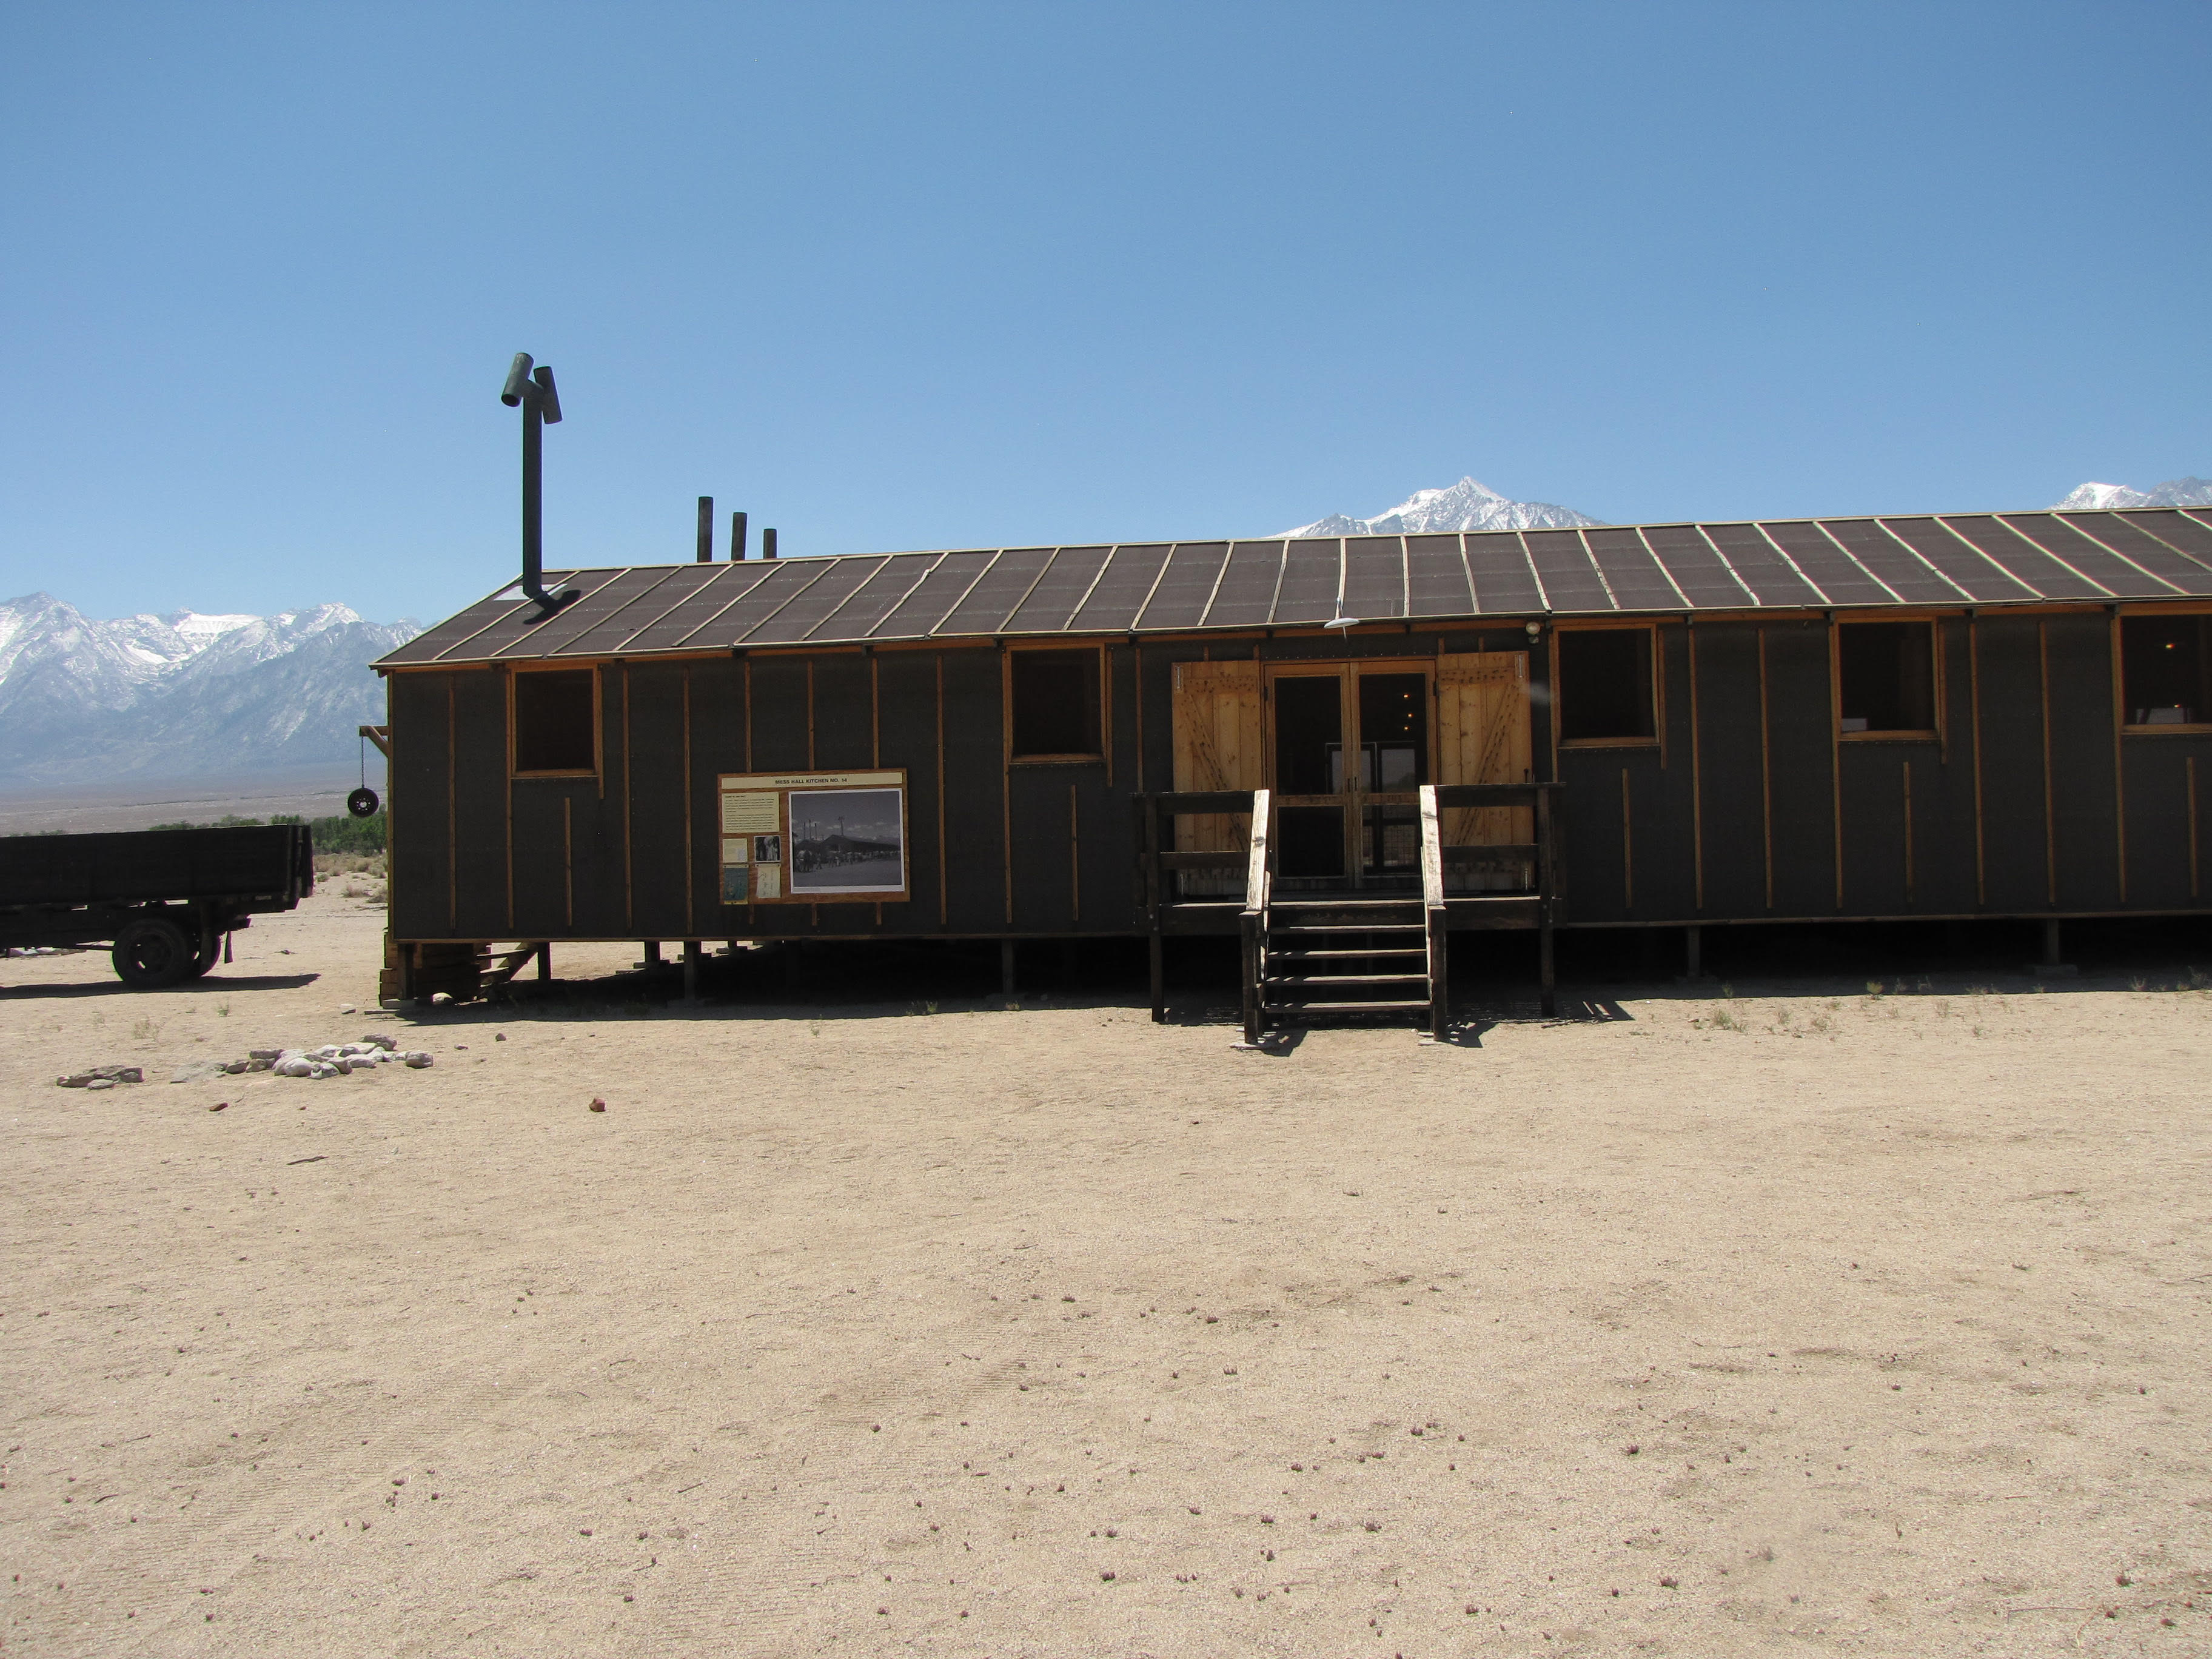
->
[697, 497, 714, 563]
[762, 527, 779, 560]
[499, 353, 577, 614]
[730, 510, 748, 560]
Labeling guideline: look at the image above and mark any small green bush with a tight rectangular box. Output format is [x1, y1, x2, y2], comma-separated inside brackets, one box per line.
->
[147, 811, 387, 854]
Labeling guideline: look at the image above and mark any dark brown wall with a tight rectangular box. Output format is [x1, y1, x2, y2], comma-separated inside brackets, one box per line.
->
[387, 617, 2212, 942]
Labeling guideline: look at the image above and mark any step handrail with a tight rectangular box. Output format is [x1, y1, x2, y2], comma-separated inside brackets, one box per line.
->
[1239, 788, 1272, 1046]
[1417, 784, 1448, 1040]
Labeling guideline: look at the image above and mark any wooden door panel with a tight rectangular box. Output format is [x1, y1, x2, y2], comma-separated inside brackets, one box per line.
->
[1436, 652, 1533, 888]
[1171, 661, 1262, 894]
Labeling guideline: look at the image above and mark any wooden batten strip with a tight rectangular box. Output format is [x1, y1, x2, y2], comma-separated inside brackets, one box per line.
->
[622, 663, 634, 932]
[1620, 767, 1634, 910]
[1687, 622, 1704, 911]
[683, 666, 694, 934]
[2109, 611, 2128, 900]
[2190, 756, 2200, 901]
[446, 677, 458, 932]
[936, 655, 949, 928]
[1970, 616, 1986, 907]
[1903, 760, 1914, 904]
[2039, 623, 2056, 906]
[1758, 628, 1777, 911]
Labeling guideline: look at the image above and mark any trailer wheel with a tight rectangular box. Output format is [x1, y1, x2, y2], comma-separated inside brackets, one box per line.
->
[112, 917, 193, 989]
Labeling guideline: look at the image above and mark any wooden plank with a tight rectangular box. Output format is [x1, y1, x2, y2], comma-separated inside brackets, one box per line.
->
[1971, 615, 1986, 906]
[1760, 628, 1777, 910]
[1245, 788, 1273, 913]
[1620, 767, 1634, 910]
[1688, 623, 1704, 910]
[2040, 622, 2056, 905]
[1417, 784, 1444, 910]
[1170, 660, 1261, 896]
[1435, 652, 1533, 889]
[2110, 611, 2128, 900]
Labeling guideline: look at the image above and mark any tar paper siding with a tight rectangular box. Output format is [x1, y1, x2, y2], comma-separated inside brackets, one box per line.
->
[387, 617, 2212, 945]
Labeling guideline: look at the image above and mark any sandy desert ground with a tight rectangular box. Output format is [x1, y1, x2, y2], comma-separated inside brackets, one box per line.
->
[2, 885, 2209, 1657]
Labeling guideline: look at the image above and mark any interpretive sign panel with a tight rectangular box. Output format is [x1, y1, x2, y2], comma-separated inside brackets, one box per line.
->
[712, 771, 908, 905]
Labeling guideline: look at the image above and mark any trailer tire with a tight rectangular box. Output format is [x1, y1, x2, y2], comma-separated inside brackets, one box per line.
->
[112, 917, 193, 990]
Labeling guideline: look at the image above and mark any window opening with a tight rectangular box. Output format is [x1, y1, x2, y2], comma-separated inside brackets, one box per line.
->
[1358, 672, 1427, 876]
[1272, 675, 1342, 794]
[1837, 622, 1934, 733]
[1010, 651, 1101, 757]
[512, 669, 596, 773]
[2122, 615, 2212, 726]
[1558, 629, 1655, 742]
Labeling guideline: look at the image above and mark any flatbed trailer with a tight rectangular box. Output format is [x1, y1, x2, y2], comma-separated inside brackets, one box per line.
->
[0, 824, 315, 989]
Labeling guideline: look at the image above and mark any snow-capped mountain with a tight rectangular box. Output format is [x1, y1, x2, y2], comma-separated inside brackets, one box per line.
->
[1274, 476, 1601, 538]
[0, 595, 420, 788]
[2054, 477, 2212, 511]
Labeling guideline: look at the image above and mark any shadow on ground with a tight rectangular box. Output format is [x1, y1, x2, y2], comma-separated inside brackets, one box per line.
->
[383, 914, 2212, 1037]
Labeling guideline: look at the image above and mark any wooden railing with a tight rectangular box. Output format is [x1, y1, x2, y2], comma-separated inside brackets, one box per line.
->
[1432, 782, 1566, 1016]
[1238, 789, 1273, 1047]
[1418, 785, 1447, 1040]
[1134, 788, 1261, 1022]
[1135, 783, 1566, 1022]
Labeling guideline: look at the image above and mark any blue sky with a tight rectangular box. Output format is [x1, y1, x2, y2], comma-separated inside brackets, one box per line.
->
[2, 2, 2205, 625]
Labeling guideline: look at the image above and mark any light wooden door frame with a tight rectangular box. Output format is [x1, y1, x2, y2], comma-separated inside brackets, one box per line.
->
[1264, 657, 1436, 886]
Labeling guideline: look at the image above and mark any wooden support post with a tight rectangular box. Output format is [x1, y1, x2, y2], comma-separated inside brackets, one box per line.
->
[1685, 923, 1702, 980]
[1427, 907, 1449, 1042]
[1537, 786, 1559, 1018]
[1239, 911, 1262, 1047]
[1141, 793, 1167, 1023]
[683, 939, 702, 1004]
[2040, 919, 2062, 970]
[1000, 937, 1017, 997]
[535, 942, 551, 982]
[643, 940, 662, 967]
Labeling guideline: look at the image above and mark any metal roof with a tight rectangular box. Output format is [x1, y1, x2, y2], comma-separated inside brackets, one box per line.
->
[376, 506, 2212, 668]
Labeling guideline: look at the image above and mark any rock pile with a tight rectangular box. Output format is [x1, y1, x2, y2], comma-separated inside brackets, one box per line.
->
[57, 1036, 433, 1088]
[260, 1035, 433, 1079]
[56, 1065, 144, 1089]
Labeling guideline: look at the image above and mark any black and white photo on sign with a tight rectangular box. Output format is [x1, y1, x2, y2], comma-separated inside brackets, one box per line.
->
[752, 834, 783, 865]
[787, 788, 905, 893]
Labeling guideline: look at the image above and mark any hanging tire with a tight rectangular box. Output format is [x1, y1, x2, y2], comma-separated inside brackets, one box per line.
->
[112, 916, 193, 989]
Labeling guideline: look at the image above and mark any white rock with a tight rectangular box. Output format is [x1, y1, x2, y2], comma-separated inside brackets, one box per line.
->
[403, 1051, 434, 1068]
[277, 1058, 314, 1078]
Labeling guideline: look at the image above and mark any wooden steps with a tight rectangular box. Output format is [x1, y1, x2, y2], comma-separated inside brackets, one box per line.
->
[1258, 896, 1435, 1028]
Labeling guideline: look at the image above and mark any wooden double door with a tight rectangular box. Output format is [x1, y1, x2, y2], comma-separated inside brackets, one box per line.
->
[1171, 653, 1534, 893]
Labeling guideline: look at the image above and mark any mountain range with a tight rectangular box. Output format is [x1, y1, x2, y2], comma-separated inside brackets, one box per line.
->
[0, 595, 420, 790]
[1273, 477, 1600, 538]
[2051, 477, 2212, 512]
[4, 471, 2202, 793]
[1276, 474, 2212, 538]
